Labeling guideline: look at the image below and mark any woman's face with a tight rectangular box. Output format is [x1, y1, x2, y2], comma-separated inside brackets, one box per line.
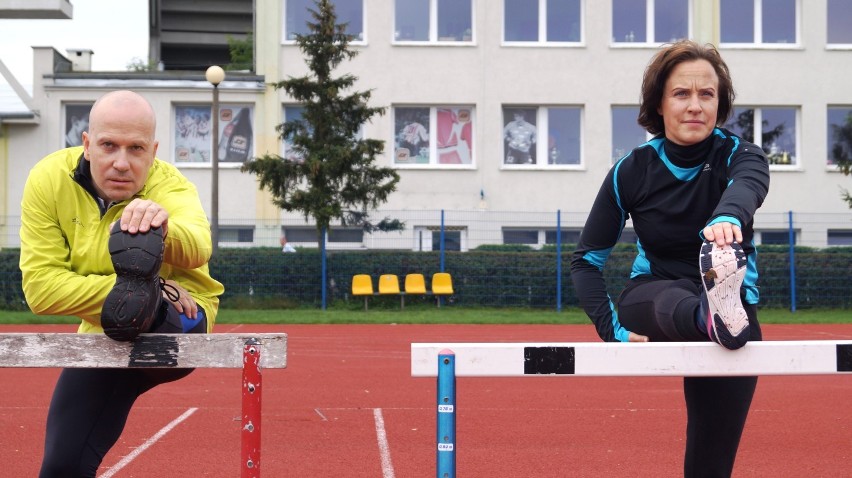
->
[657, 59, 719, 146]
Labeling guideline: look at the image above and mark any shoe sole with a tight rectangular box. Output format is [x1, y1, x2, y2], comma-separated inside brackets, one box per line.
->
[699, 241, 749, 350]
[101, 225, 165, 341]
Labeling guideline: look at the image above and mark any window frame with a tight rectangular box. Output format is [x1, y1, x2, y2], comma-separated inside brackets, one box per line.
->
[611, 0, 691, 47]
[611, 105, 651, 163]
[413, 226, 467, 251]
[719, 0, 800, 49]
[827, 106, 852, 170]
[392, 0, 475, 45]
[392, 105, 476, 169]
[502, 0, 584, 46]
[62, 102, 93, 148]
[724, 106, 800, 170]
[501, 105, 584, 170]
[827, 0, 852, 48]
[283, 0, 367, 44]
[173, 103, 255, 168]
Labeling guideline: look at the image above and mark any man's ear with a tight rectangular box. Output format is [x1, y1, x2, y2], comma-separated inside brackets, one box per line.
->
[82, 131, 90, 159]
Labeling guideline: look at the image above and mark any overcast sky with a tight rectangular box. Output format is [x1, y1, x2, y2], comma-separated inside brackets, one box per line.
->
[0, 0, 149, 88]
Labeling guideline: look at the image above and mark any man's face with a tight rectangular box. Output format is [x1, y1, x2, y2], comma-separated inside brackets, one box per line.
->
[83, 110, 158, 203]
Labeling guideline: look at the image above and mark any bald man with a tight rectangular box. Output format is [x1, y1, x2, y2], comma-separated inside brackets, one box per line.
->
[20, 90, 224, 477]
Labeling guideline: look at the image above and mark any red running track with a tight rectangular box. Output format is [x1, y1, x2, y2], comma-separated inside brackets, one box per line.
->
[1, 323, 850, 477]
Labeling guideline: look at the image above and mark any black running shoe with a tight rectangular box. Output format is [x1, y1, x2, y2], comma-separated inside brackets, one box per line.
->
[101, 223, 165, 341]
[699, 240, 749, 350]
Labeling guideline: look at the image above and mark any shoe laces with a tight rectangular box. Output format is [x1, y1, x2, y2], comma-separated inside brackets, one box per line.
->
[159, 277, 181, 302]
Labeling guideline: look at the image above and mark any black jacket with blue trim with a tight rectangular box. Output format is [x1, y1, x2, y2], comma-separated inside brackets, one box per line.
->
[570, 128, 770, 343]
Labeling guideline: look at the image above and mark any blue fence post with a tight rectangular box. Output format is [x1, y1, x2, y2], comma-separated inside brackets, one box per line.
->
[437, 349, 456, 478]
[321, 226, 327, 311]
[440, 209, 446, 271]
[439, 210, 446, 307]
[556, 209, 562, 312]
[788, 211, 796, 313]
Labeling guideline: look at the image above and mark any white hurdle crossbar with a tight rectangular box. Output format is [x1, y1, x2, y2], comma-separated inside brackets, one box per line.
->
[0, 333, 287, 478]
[413, 340, 852, 478]
[412, 340, 852, 377]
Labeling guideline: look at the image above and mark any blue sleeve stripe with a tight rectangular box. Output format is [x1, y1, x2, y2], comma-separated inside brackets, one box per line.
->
[707, 215, 742, 229]
[726, 135, 740, 167]
[611, 302, 629, 342]
[612, 158, 626, 212]
[744, 239, 760, 304]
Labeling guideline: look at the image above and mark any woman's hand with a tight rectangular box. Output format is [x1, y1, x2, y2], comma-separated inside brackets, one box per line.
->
[703, 222, 742, 247]
[628, 331, 649, 342]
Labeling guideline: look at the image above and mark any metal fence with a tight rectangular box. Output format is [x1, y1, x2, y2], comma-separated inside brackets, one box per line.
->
[2, 210, 852, 311]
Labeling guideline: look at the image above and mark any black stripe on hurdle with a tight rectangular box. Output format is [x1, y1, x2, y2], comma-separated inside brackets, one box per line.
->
[128, 336, 180, 367]
[524, 346, 575, 375]
[838, 344, 852, 372]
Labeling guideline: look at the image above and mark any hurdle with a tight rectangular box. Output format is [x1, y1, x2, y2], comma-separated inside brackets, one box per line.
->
[411, 340, 852, 478]
[0, 332, 287, 478]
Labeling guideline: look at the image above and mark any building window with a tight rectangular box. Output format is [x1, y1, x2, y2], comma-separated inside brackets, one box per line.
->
[283, 226, 364, 245]
[281, 105, 307, 162]
[828, 230, 852, 246]
[328, 228, 364, 243]
[612, 106, 648, 162]
[503, 0, 582, 43]
[612, 0, 689, 44]
[720, 0, 797, 46]
[174, 104, 254, 165]
[63, 103, 93, 148]
[284, 227, 317, 243]
[286, 0, 364, 42]
[394, 0, 473, 42]
[393, 106, 474, 167]
[503, 228, 581, 246]
[413, 226, 466, 251]
[219, 226, 254, 243]
[545, 229, 581, 244]
[760, 230, 795, 245]
[724, 107, 798, 167]
[828, 0, 852, 45]
[828, 106, 852, 167]
[503, 229, 539, 244]
[502, 106, 581, 166]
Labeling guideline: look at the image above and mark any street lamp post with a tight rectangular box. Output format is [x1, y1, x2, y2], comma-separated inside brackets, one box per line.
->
[205, 65, 225, 255]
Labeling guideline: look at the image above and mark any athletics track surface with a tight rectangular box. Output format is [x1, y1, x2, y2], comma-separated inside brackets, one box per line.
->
[1, 323, 850, 477]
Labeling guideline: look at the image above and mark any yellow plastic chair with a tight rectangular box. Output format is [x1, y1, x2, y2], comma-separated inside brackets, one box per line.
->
[404, 273, 427, 295]
[378, 274, 403, 308]
[351, 274, 374, 311]
[431, 272, 454, 307]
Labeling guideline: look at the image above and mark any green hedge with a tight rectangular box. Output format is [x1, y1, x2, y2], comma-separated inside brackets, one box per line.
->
[2, 246, 851, 310]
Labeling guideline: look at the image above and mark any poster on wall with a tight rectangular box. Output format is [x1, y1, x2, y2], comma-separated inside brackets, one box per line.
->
[64, 103, 93, 147]
[174, 104, 254, 163]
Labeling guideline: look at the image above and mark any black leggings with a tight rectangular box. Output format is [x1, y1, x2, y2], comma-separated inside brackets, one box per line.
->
[617, 277, 762, 478]
[39, 305, 206, 478]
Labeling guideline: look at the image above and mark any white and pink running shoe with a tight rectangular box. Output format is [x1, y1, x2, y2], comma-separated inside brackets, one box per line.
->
[699, 240, 749, 350]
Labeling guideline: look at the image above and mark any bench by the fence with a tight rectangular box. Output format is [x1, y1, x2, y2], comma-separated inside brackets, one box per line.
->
[411, 340, 852, 477]
[0, 333, 287, 478]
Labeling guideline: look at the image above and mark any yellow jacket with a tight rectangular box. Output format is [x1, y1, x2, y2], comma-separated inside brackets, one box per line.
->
[20, 147, 223, 334]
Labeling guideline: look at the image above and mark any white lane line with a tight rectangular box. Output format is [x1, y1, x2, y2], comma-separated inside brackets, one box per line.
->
[101, 407, 198, 478]
[373, 408, 396, 478]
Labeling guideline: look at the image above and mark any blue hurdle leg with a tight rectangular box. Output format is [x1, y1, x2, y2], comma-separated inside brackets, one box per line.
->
[437, 349, 456, 478]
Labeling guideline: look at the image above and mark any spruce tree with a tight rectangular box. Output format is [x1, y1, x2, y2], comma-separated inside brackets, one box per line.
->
[830, 112, 852, 208]
[241, 0, 401, 239]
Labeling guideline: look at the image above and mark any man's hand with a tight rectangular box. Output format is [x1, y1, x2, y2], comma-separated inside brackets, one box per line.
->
[702, 222, 742, 247]
[118, 198, 169, 236]
[161, 279, 198, 319]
